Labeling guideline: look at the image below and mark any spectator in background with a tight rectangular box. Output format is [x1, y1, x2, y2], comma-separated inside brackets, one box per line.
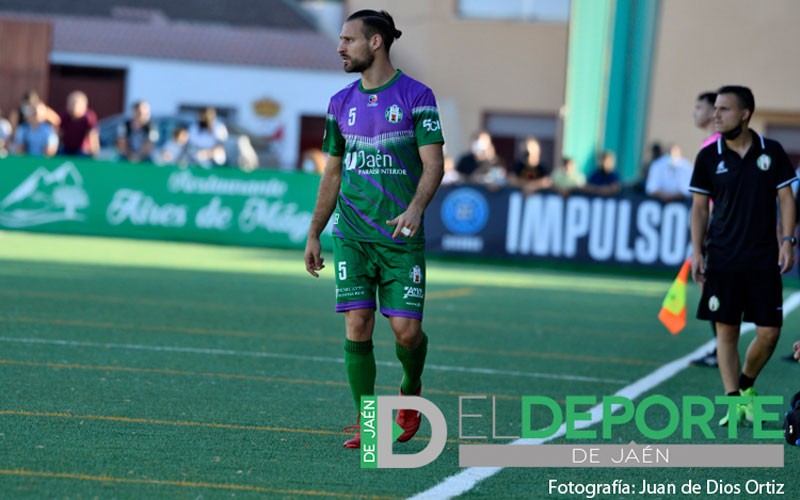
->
[551, 157, 585, 195]
[508, 136, 552, 195]
[645, 143, 693, 202]
[583, 151, 621, 196]
[629, 142, 663, 195]
[187, 107, 228, 168]
[456, 130, 505, 186]
[694, 91, 720, 147]
[440, 154, 461, 185]
[9, 90, 60, 133]
[58, 90, 99, 157]
[154, 126, 190, 167]
[690, 91, 721, 368]
[117, 100, 159, 163]
[0, 108, 11, 155]
[12, 101, 59, 157]
[783, 167, 800, 363]
[301, 148, 327, 174]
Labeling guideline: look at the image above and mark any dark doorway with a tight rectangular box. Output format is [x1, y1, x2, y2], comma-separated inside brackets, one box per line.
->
[48, 65, 126, 119]
[297, 115, 327, 170]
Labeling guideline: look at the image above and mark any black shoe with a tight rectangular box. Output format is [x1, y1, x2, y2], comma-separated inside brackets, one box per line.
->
[690, 352, 718, 367]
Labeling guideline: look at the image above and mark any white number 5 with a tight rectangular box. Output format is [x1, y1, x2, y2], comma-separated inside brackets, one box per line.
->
[338, 261, 348, 280]
[348, 107, 357, 126]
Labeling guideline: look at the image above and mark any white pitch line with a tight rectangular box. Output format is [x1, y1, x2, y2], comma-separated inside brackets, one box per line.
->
[409, 291, 800, 500]
[0, 337, 625, 384]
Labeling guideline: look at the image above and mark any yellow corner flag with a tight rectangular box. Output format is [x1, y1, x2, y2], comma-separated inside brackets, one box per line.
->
[658, 258, 691, 335]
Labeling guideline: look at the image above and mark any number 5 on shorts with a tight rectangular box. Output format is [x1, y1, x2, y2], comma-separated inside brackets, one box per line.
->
[338, 261, 347, 280]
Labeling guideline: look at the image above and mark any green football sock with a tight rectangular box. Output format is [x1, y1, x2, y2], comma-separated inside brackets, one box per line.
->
[396, 332, 428, 395]
[344, 339, 376, 412]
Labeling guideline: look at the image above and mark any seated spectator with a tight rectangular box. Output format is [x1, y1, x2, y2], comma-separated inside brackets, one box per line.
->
[187, 107, 228, 168]
[9, 90, 61, 132]
[583, 151, 621, 196]
[645, 143, 693, 202]
[58, 90, 99, 157]
[117, 100, 159, 163]
[456, 130, 505, 187]
[154, 126, 190, 167]
[508, 136, 552, 195]
[12, 102, 59, 157]
[551, 157, 586, 195]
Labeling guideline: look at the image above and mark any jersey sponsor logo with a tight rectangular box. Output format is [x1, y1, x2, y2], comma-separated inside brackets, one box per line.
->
[422, 118, 441, 132]
[403, 286, 424, 299]
[385, 104, 403, 124]
[715, 161, 728, 174]
[344, 150, 394, 170]
[368, 94, 379, 107]
[708, 295, 720, 312]
[409, 265, 423, 284]
[757, 154, 772, 171]
[336, 285, 365, 298]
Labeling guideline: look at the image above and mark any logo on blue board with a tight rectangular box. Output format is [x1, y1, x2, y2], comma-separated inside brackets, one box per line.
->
[440, 188, 489, 235]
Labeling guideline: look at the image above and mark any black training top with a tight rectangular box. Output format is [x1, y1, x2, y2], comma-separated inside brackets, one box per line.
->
[689, 130, 797, 271]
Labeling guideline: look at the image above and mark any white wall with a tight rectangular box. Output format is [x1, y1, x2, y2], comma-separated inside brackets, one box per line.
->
[51, 52, 355, 168]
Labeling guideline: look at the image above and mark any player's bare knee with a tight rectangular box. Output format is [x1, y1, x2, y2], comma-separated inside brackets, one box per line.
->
[345, 310, 375, 341]
[390, 319, 422, 349]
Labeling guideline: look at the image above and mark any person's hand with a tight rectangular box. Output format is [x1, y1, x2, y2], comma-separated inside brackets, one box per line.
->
[793, 341, 800, 362]
[691, 254, 706, 285]
[387, 207, 422, 239]
[304, 236, 324, 277]
[779, 240, 795, 274]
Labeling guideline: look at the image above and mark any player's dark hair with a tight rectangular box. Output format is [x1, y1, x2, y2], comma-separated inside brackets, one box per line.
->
[697, 92, 716, 106]
[717, 85, 755, 115]
[347, 10, 402, 53]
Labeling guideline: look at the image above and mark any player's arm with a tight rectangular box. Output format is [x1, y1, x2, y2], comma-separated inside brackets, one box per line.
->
[690, 191, 710, 283]
[304, 155, 342, 277]
[777, 184, 796, 274]
[388, 143, 444, 239]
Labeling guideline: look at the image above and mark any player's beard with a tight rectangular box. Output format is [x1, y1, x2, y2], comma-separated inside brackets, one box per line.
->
[344, 51, 374, 73]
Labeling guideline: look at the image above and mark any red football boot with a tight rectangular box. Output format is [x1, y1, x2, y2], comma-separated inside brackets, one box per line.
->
[343, 423, 361, 449]
[395, 385, 422, 442]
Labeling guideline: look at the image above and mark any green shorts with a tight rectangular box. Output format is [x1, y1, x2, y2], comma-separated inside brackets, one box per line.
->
[333, 237, 426, 320]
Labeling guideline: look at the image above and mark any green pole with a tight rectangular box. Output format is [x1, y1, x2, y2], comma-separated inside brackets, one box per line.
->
[603, 0, 661, 181]
[562, 0, 614, 175]
[563, 0, 661, 181]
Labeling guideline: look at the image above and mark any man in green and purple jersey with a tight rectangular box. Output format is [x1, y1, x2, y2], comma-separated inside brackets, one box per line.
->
[304, 9, 445, 449]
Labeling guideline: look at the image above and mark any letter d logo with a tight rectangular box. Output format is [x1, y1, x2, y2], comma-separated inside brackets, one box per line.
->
[376, 396, 447, 468]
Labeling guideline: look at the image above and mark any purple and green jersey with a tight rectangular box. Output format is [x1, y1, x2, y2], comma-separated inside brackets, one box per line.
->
[322, 70, 444, 243]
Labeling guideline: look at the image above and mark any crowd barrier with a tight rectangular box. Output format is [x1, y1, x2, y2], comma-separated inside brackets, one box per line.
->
[0, 156, 332, 250]
[426, 185, 692, 269]
[0, 157, 691, 269]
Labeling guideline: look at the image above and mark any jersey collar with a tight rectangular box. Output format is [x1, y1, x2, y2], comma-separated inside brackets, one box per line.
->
[716, 129, 765, 155]
[358, 69, 403, 94]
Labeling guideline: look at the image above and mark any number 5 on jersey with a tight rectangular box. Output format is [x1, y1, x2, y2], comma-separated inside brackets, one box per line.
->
[348, 107, 357, 126]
